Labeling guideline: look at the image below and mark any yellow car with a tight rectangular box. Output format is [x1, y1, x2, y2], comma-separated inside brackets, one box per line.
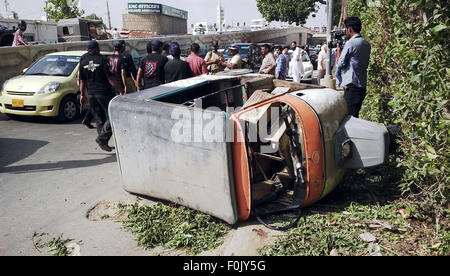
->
[0, 50, 111, 122]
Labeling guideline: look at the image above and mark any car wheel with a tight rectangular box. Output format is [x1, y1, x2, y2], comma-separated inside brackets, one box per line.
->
[58, 95, 79, 122]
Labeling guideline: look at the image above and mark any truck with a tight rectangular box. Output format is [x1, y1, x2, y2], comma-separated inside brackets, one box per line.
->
[57, 18, 108, 42]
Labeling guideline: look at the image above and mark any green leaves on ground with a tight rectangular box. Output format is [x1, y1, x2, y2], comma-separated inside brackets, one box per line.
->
[260, 166, 450, 256]
[118, 203, 230, 255]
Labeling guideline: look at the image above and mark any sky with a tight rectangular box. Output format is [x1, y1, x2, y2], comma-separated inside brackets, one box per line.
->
[0, 0, 327, 29]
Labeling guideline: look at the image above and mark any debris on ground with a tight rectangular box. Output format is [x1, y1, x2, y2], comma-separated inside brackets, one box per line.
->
[359, 233, 377, 243]
[32, 232, 82, 256]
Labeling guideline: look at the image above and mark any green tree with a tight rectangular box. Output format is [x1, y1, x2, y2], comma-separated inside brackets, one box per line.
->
[44, 0, 84, 22]
[256, 0, 326, 25]
[84, 13, 102, 21]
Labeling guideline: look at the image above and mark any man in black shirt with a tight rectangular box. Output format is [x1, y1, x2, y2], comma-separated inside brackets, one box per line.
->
[109, 40, 128, 95]
[136, 40, 169, 91]
[164, 42, 193, 83]
[79, 40, 124, 152]
[118, 41, 138, 93]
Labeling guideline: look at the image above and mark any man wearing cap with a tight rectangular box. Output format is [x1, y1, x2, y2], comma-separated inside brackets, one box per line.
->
[120, 43, 138, 93]
[12, 20, 30, 47]
[184, 43, 208, 77]
[79, 40, 124, 152]
[220, 45, 243, 70]
[108, 40, 128, 95]
[164, 42, 193, 83]
[136, 40, 169, 90]
[204, 41, 225, 74]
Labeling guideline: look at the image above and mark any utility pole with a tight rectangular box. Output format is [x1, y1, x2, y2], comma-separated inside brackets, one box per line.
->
[106, 0, 112, 30]
[45, 1, 48, 21]
[217, 0, 223, 34]
[326, 0, 333, 77]
[4, 0, 9, 16]
[320, 0, 336, 89]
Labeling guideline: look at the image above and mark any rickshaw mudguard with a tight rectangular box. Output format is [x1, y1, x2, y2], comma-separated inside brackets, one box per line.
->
[231, 93, 325, 221]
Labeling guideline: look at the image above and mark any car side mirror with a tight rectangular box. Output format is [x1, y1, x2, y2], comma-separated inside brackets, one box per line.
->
[22, 68, 28, 73]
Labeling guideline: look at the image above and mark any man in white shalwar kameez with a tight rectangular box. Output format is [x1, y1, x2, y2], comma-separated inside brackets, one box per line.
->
[289, 46, 304, 83]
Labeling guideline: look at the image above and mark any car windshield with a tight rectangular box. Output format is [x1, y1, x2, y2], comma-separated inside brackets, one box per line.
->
[224, 45, 252, 57]
[25, 55, 81, 77]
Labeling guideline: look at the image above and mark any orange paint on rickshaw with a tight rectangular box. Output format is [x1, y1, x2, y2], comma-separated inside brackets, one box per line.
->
[231, 94, 325, 221]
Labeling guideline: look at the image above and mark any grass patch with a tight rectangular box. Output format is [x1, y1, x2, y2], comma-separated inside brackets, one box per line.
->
[33, 233, 81, 256]
[117, 202, 231, 255]
[260, 161, 450, 256]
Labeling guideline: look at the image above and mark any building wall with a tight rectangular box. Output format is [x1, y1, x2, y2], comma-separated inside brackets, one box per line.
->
[123, 14, 187, 34]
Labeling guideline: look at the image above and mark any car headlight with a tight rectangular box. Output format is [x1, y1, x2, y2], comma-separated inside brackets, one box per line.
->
[38, 82, 60, 94]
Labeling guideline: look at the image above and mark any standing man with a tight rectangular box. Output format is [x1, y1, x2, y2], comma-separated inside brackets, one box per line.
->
[12, 20, 30, 47]
[275, 46, 287, 80]
[204, 40, 225, 74]
[289, 43, 304, 83]
[79, 40, 124, 152]
[164, 43, 193, 83]
[111, 28, 120, 39]
[136, 40, 169, 91]
[336, 16, 371, 118]
[317, 43, 328, 84]
[184, 43, 208, 76]
[109, 40, 128, 95]
[220, 45, 243, 70]
[259, 44, 277, 75]
[120, 42, 138, 93]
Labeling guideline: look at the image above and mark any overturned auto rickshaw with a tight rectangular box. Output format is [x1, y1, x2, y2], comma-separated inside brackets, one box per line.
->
[109, 71, 392, 225]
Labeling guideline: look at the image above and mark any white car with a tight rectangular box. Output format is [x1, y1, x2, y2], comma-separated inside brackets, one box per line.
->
[287, 50, 314, 83]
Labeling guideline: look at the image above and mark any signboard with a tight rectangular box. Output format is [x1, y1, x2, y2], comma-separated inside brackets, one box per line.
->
[128, 3, 188, 20]
[161, 5, 188, 20]
[128, 3, 161, 14]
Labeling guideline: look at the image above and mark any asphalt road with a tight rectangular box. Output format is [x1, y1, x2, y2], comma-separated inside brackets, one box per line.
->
[0, 113, 152, 256]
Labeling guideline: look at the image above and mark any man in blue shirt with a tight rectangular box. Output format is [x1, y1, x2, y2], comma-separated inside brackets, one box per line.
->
[336, 16, 371, 118]
[275, 46, 287, 80]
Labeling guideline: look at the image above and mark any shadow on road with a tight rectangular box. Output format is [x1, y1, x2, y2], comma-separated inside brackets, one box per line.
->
[0, 138, 50, 168]
[0, 152, 116, 174]
[0, 113, 82, 125]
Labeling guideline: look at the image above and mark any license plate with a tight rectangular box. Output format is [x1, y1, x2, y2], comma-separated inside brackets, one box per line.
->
[12, 99, 24, 107]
